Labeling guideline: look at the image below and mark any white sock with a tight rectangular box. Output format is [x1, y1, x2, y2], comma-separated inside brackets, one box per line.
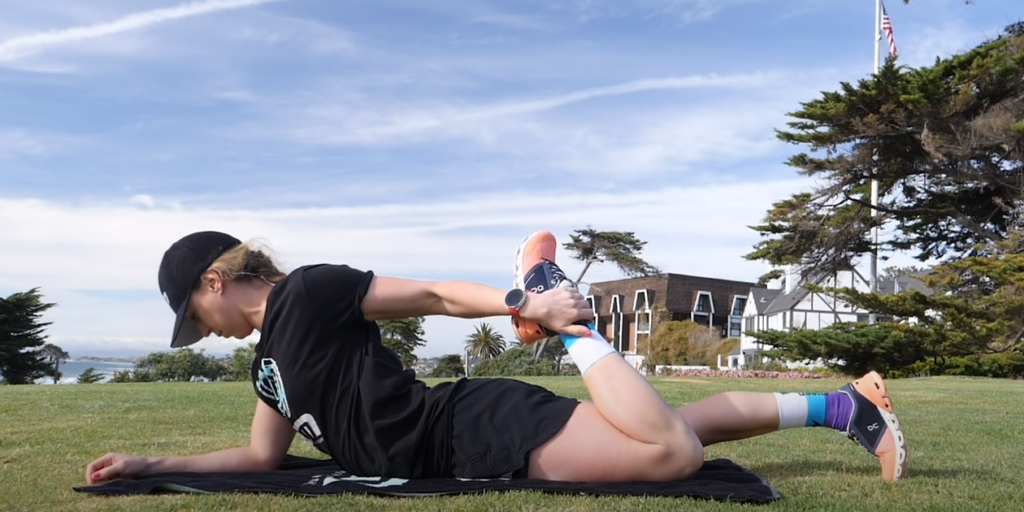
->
[774, 392, 809, 430]
[563, 328, 616, 375]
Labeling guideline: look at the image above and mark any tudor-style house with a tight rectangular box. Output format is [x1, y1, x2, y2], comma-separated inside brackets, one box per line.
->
[583, 274, 760, 369]
[730, 265, 933, 369]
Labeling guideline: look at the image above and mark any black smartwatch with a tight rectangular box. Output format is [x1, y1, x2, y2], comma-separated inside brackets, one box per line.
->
[504, 289, 527, 317]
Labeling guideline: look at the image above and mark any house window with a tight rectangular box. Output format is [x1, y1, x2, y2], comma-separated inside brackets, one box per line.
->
[634, 290, 652, 334]
[793, 311, 807, 329]
[691, 291, 713, 327]
[633, 290, 652, 354]
[730, 296, 746, 316]
[728, 317, 742, 338]
[585, 295, 598, 327]
[745, 316, 755, 332]
[728, 296, 746, 338]
[610, 295, 624, 352]
[695, 292, 713, 313]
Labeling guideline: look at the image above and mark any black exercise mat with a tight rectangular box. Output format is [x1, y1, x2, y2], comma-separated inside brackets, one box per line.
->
[74, 455, 780, 503]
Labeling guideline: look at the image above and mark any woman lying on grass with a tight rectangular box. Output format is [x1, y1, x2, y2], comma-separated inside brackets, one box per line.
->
[86, 230, 907, 485]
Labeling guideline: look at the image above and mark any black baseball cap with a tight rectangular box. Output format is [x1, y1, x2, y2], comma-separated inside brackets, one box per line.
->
[158, 231, 241, 348]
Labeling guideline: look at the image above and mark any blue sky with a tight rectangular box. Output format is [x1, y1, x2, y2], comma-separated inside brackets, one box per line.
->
[0, 0, 1019, 359]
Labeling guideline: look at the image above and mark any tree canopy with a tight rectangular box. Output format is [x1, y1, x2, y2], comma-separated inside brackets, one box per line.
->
[76, 367, 104, 384]
[430, 354, 466, 378]
[0, 288, 55, 384]
[377, 317, 426, 369]
[41, 343, 70, 384]
[564, 227, 662, 282]
[745, 24, 1024, 378]
[748, 24, 1024, 279]
[134, 348, 226, 382]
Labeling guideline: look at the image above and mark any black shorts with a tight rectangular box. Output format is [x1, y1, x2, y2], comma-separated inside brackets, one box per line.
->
[445, 378, 579, 479]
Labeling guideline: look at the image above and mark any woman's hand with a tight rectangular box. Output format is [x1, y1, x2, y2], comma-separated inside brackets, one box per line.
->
[519, 285, 594, 338]
[85, 453, 149, 485]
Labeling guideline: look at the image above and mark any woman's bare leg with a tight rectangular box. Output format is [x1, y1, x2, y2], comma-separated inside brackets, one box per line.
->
[677, 391, 782, 446]
[513, 235, 705, 479]
[527, 401, 699, 481]
[582, 353, 704, 450]
[523, 347, 705, 481]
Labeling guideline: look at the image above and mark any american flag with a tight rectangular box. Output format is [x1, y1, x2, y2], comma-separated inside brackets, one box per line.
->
[881, 3, 897, 56]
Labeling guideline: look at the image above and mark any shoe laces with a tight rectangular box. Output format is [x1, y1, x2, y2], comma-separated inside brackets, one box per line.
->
[545, 261, 577, 289]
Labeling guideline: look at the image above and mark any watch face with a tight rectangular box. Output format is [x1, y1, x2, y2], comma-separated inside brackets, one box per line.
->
[505, 288, 526, 309]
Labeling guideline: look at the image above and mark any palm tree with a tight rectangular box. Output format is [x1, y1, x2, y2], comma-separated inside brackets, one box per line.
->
[464, 323, 506, 361]
[41, 343, 70, 384]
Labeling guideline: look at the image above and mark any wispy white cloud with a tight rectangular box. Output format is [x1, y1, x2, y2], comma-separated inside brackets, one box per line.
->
[279, 72, 786, 146]
[468, 13, 553, 32]
[234, 69, 834, 181]
[570, 0, 767, 24]
[0, 0, 296, 62]
[227, 15, 355, 55]
[0, 128, 82, 157]
[0, 178, 809, 357]
[546, 104, 788, 176]
[0, 129, 47, 156]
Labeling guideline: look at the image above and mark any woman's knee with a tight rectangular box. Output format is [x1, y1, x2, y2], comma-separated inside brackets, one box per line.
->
[649, 437, 705, 481]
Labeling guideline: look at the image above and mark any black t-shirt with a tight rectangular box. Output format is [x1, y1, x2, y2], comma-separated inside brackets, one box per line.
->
[251, 264, 459, 478]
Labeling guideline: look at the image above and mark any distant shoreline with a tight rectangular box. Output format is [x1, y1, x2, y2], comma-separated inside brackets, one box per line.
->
[72, 356, 141, 364]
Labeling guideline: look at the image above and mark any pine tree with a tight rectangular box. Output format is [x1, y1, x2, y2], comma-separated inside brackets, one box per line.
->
[77, 367, 104, 384]
[748, 24, 1024, 279]
[377, 317, 427, 369]
[0, 288, 55, 384]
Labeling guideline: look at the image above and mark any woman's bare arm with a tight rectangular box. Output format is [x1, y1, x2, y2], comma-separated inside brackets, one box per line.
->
[86, 400, 294, 484]
[360, 276, 593, 337]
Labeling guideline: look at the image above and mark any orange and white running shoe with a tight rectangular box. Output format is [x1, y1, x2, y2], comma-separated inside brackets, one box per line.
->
[510, 231, 574, 345]
[840, 371, 908, 481]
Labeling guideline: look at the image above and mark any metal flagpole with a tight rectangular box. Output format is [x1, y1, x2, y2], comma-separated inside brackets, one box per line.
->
[868, 0, 881, 324]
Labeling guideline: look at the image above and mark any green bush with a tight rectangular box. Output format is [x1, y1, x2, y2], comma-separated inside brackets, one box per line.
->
[430, 354, 466, 378]
[892, 353, 1024, 379]
[111, 370, 133, 383]
[472, 348, 556, 377]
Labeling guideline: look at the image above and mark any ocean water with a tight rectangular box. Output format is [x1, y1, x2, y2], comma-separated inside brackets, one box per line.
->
[35, 360, 137, 384]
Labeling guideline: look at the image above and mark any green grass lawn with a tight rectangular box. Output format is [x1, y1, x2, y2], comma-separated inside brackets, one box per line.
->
[1, 376, 1022, 511]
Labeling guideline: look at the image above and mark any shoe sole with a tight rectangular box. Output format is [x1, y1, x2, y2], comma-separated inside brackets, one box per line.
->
[851, 371, 908, 481]
[513, 234, 529, 289]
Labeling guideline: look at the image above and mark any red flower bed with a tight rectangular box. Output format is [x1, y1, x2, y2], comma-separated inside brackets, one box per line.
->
[670, 369, 836, 379]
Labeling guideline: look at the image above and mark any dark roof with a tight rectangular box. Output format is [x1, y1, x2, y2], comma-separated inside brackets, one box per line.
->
[585, 275, 668, 313]
[763, 290, 803, 315]
[750, 288, 782, 314]
[587, 273, 760, 315]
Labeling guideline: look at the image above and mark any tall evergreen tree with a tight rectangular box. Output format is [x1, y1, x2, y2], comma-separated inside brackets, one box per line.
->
[377, 317, 427, 369]
[744, 24, 1024, 373]
[748, 25, 1024, 279]
[0, 288, 55, 384]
